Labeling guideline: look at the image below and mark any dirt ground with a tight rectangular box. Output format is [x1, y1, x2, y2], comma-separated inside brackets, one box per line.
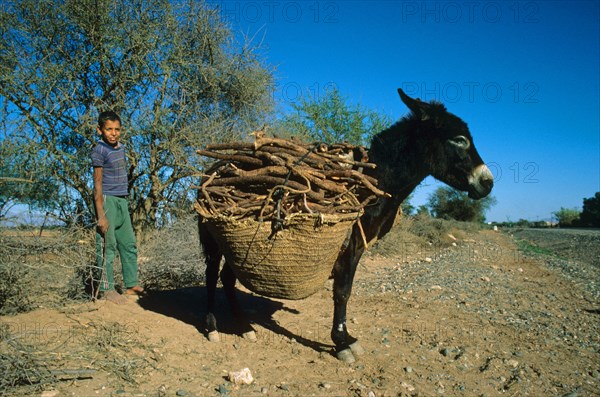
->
[2, 228, 599, 397]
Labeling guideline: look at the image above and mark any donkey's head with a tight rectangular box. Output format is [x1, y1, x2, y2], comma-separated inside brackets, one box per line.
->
[398, 88, 493, 199]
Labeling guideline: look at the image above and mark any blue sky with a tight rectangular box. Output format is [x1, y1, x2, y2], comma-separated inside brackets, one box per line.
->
[213, 0, 600, 222]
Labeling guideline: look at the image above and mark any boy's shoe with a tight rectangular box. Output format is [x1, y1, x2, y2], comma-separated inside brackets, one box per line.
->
[125, 285, 146, 296]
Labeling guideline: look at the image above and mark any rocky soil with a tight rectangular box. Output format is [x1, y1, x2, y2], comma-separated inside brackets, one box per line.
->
[1, 228, 599, 396]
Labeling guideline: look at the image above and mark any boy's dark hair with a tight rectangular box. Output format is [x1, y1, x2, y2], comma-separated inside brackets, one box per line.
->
[98, 110, 121, 129]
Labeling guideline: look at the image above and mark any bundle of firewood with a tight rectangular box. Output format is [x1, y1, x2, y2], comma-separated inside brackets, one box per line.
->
[194, 135, 389, 220]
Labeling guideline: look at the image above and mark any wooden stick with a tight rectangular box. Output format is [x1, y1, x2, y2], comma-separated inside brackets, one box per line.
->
[197, 149, 263, 167]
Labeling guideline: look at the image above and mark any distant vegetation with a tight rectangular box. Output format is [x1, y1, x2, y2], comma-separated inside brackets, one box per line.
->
[491, 192, 600, 229]
[578, 192, 600, 227]
[552, 192, 600, 228]
[425, 186, 497, 223]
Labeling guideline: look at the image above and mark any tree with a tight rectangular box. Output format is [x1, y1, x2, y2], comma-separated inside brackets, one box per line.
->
[427, 186, 496, 223]
[579, 192, 600, 227]
[0, 137, 58, 222]
[274, 87, 391, 146]
[0, 0, 274, 230]
[552, 207, 581, 227]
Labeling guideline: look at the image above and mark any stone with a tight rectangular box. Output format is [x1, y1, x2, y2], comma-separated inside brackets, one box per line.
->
[228, 368, 253, 385]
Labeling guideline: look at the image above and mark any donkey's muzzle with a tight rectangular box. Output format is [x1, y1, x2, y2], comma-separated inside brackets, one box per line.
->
[468, 164, 494, 199]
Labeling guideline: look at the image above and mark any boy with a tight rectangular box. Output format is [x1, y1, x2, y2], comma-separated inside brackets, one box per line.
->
[91, 110, 144, 304]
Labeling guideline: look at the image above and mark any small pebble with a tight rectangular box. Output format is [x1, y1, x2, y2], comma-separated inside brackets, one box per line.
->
[401, 382, 416, 392]
[218, 384, 230, 395]
[405, 366, 413, 373]
[176, 390, 188, 397]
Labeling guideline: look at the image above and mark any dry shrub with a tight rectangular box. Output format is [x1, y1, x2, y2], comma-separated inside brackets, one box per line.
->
[0, 226, 96, 315]
[138, 214, 205, 291]
[0, 319, 153, 395]
[0, 214, 206, 315]
[0, 262, 32, 316]
[369, 215, 428, 258]
[0, 322, 53, 395]
[369, 214, 482, 258]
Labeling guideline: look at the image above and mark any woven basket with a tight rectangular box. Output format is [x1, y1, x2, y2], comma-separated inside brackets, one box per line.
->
[201, 212, 360, 300]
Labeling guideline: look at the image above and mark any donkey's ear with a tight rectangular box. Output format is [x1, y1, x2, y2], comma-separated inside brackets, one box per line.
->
[398, 88, 430, 121]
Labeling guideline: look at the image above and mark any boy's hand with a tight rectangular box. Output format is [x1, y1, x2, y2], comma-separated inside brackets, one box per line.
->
[97, 216, 109, 235]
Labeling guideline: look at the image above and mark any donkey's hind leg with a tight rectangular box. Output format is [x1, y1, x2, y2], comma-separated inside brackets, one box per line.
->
[220, 263, 257, 342]
[199, 224, 222, 342]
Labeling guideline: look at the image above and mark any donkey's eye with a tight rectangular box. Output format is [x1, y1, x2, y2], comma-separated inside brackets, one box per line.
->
[449, 135, 470, 150]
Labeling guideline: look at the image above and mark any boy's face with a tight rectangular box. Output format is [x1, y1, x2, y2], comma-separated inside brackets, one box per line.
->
[97, 119, 121, 147]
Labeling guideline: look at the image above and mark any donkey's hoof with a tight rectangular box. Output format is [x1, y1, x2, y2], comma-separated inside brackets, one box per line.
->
[243, 331, 257, 342]
[349, 341, 364, 356]
[207, 330, 220, 343]
[336, 348, 356, 363]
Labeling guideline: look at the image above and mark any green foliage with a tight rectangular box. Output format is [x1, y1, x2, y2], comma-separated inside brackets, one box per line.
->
[400, 193, 415, 216]
[275, 87, 391, 146]
[427, 186, 496, 223]
[514, 238, 557, 257]
[515, 219, 532, 227]
[416, 205, 430, 216]
[0, 0, 274, 229]
[579, 192, 600, 227]
[552, 207, 581, 227]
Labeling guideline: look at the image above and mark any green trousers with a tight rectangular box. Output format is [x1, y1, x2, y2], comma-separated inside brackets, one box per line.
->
[96, 195, 139, 291]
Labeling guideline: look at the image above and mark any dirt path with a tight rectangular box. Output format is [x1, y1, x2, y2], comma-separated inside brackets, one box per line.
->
[2, 229, 599, 396]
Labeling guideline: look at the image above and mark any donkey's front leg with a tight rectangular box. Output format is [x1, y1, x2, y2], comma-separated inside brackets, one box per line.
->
[331, 228, 366, 363]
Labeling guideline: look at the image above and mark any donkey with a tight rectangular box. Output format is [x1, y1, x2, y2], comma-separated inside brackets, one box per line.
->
[198, 88, 494, 362]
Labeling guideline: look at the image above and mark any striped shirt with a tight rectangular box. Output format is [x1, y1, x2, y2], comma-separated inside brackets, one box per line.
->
[91, 141, 129, 197]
